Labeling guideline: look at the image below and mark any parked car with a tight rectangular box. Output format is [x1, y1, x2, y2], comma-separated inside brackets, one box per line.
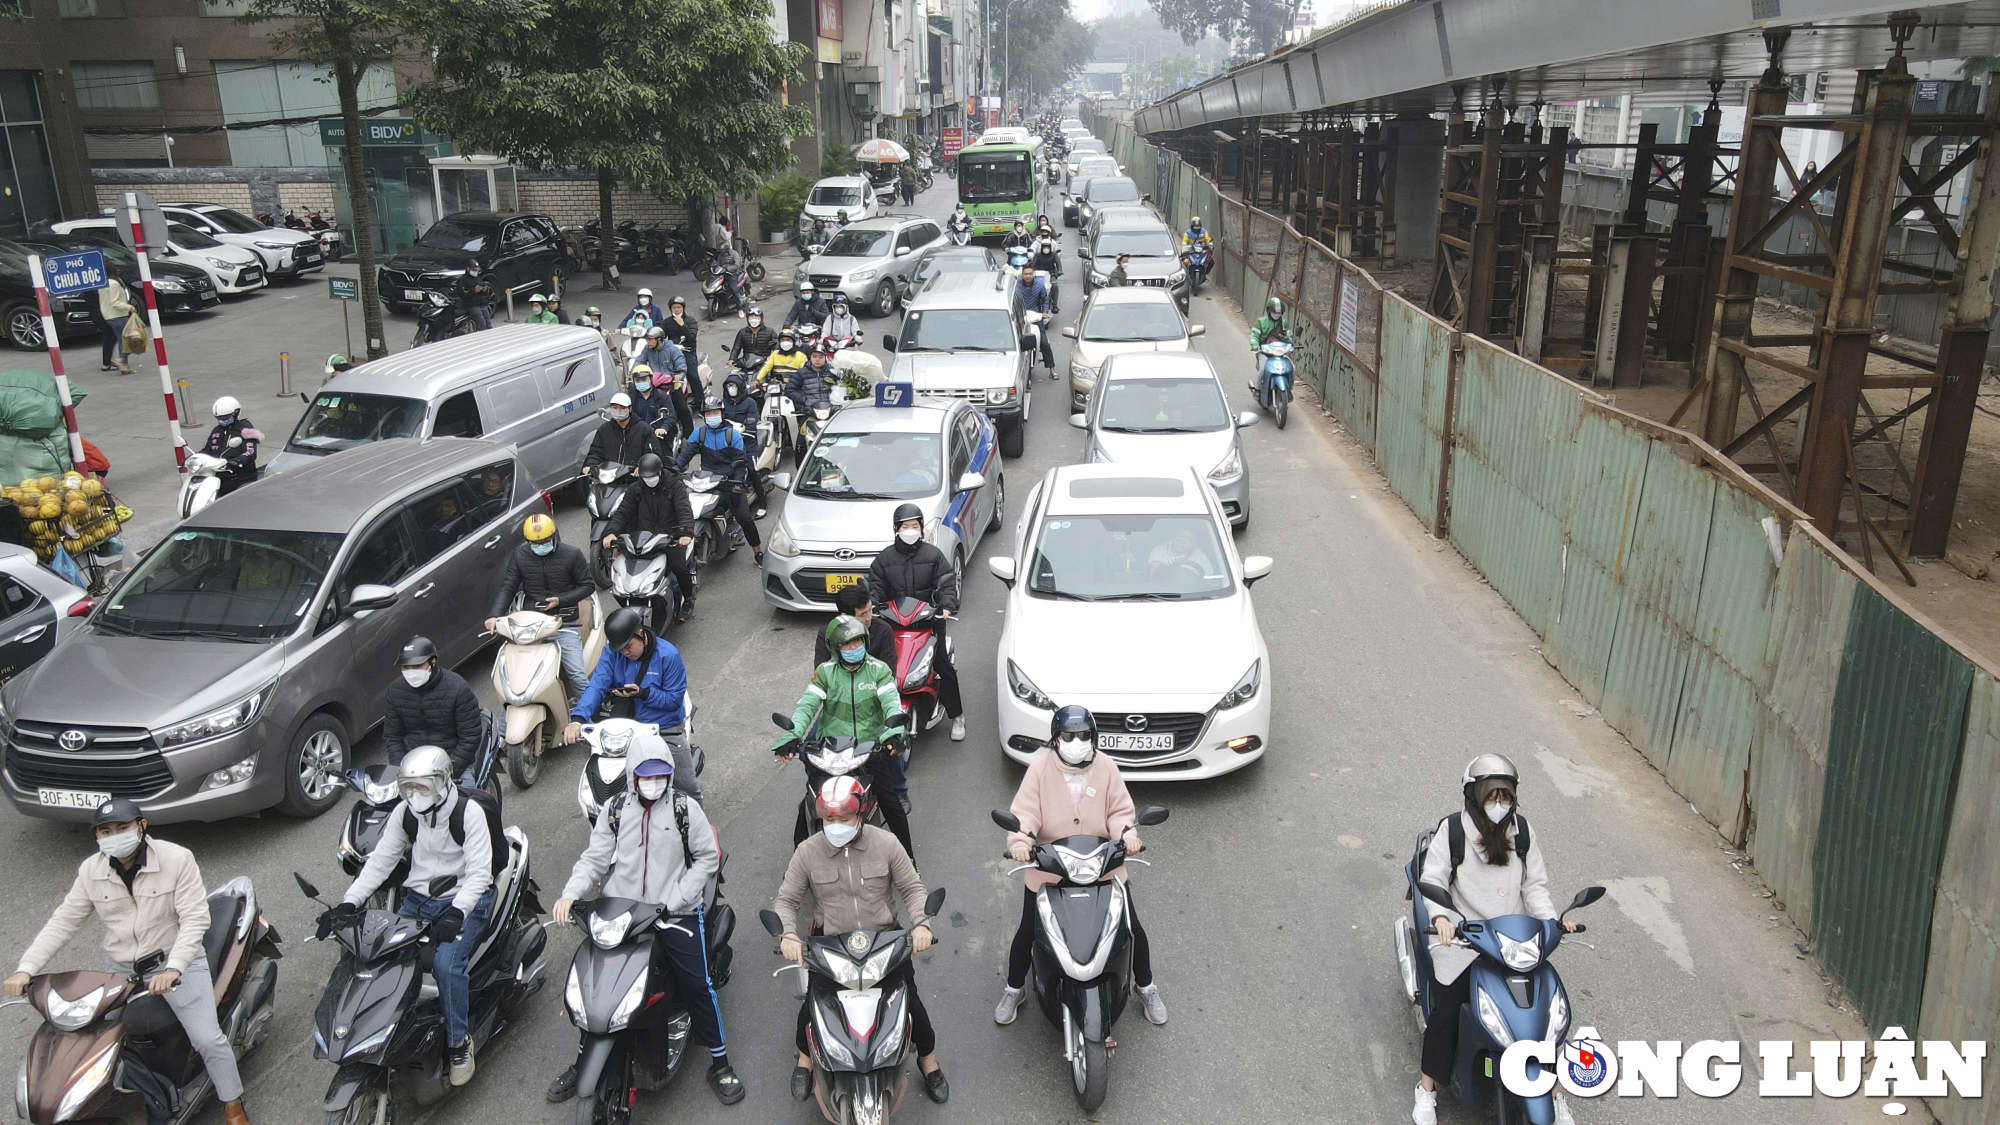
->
[1084, 211, 1189, 306]
[0, 439, 543, 824]
[43, 218, 266, 296]
[0, 543, 91, 685]
[158, 203, 325, 279]
[1061, 285, 1205, 410]
[797, 175, 883, 242]
[884, 272, 1033, 457]
[9, 236, 219, 333]
[805, 214, 946, 318]
[1069, 352, 1254, 527]
[377, 211, 570, 314]
[0, 240, 99, 350]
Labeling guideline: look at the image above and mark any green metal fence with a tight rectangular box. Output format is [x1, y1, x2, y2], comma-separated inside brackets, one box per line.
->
[1374, 298, 1451, 532]
[1921, 670, 2000, 1125]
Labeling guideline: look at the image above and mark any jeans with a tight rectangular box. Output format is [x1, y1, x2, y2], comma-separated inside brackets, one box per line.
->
[552, 625, 588, 697]
[468, 304, 493, 332]
[398, 888, 495, 1048]
[119, 958, 242, 1102]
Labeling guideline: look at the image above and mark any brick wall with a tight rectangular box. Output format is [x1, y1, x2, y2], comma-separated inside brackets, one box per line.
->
[92, 166, 333, 223]
[95, 181, 254, 213]
[518, 177, 690, 230]
[278, 181, 338, 217]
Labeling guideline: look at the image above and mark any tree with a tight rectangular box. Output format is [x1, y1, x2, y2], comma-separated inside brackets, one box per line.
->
[1019, 16, 1096, 96]
[1148, 0, 1293, 56]
[1135, 52, 1202, 101]
[407, 0, 811, 290]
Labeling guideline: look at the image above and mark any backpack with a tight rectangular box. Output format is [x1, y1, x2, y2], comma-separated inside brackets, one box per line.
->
[1405, 812, 1531, 900]
[604, 790, 696, 871]
[403, 786, 507, 878]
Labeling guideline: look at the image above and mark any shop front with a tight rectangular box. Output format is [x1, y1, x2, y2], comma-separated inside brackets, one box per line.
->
[319, 117, 454, 255]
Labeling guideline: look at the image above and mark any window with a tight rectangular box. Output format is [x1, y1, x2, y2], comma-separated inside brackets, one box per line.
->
[200, 0, 251, 13]
[466, 460, 516, 524]
[72, 61, 160, 110]
[502, 221, 538, 250]
[341, 516, 418, 597]
[105, 527, 344, 640]
[431, 391, 483, 439]
[58, 0, 112, 15]
[895, 227, 919, 252]
[0, 575, 42, 625]
[213, 60, 396, 167]
[948, 417, 973, 481]
[286, 392, 426, 457]
[483, 371, 543, 429]
[406, 480, 483, 566]
[895, 307, 1016, 353]
[912, 222, 939, 245]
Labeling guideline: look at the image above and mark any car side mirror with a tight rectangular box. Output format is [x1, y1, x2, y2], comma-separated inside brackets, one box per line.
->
[1019, 333, 1036, 349]
[956, 471, 986, 492]
[1060, 326, 1076, 338]
[882, 334, 897, 351]
[1566, 886, 1606, 914]
[769, 472, 793, 492]
[1136, 806, 1169, 827]
[346, 584, 398, 614]
[1417, 882, 1456, 912]
[1237, 411, 1259, 429]
[991, 809, 1022, 832]
[759, 908, 785, 937]
[1068, 414, 1087, 430]
[1242, 556, 1274, 586]
[894, 245, 912, 257]
[1076, 248, 1089, 261]
[1188, 324, 1206, 337]
[923, 887, 946, 916]
[987, 556, 1017, 586]
[1142, 194, 1152, 203]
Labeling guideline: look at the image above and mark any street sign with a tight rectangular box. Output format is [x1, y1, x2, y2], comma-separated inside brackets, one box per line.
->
[1337, 277, 1361, 355]
[42, 251, 107, 298]
[318, 117, 428, 147]
[941, 128, 964, 159]
[328, 277, 359, 301]
[116, 191, 171, 257]
[874, 381, 914, 408]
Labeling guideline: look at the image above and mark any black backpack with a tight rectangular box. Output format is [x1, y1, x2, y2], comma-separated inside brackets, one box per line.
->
[1405, 812, 1532, 899]
[604, 790, 696, 870]
[402, 786, 508, 878]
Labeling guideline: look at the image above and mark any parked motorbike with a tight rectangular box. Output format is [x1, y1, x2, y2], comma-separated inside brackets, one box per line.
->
[757, 886, 946, 1125]
[772, 711, 906, 845]
[1182, 244, 1211, 297]
[991, 805, 1171, 1112]
[490, 605, 608, 789]
[573, 717, 706, 822]
[1254, 338, 1295, 430]
[611, 531, 695, 634]
[412, 290, 476, 347]
[1, 878, 281, 1125]
[684, 471, 746, 565]
[178, 450, 231, 520]
[882, 598, 949, 757]
[585, 461, 635, 587]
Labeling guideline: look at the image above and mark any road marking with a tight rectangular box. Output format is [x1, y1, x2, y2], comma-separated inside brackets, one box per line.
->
[1532, 744, 1620, 799]
[1605, 876, 1695, 975]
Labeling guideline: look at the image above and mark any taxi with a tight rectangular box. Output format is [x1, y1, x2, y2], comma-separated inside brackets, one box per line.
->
[761, 384, 1005, 612]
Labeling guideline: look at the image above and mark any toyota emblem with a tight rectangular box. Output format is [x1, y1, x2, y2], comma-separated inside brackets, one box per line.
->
[835, 548, 857, 561]
[1123, 715, 1149, 733]
[57, 729, 87, 752]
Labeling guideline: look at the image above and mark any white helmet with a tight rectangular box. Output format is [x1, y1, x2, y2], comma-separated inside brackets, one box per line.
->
[212, 395, 241, 422]
[529, 293, 547, 304]
[609, 391, 633, 409]
[637, 287, 654, 299]
[397, 746, 454, 814]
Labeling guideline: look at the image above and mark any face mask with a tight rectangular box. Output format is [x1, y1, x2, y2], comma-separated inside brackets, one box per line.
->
[1484, 801, 1513, 825]
[402, 784, 444, 813]
[840, 644, 866, 665]
[97, 829, 141, 860]
[636, 777, 670, 801]
[531, 541, 555, 556]
[705, 413, 723, 428]
[897, 527, 921, 546]
[779, 341, 794, 353]
[609, 409, 629, 423]
[748, 317, 762, 327]
[726, 386, 741, 398]
[641, 474, 662, 488]
[823, 821, 860, 848]
[1056, 736, 1094, 766]
[402, 666, 431, 688]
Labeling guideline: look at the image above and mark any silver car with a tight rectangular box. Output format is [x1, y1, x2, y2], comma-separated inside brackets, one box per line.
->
[0, 439, 541, 824]
[1070, 352, 1256, 527]
[762, 398, 1004, 611]
[1084, 212, 1189, 307]
[0, 544, 90, 686]
[804, 215, 947, 318]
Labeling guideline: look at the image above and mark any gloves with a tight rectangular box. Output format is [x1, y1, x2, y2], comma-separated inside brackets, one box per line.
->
[773, 738, 802, 760]
[883, 735, 908, 757]
[316, 902, 360, 939]
[429, 907, 466, 945]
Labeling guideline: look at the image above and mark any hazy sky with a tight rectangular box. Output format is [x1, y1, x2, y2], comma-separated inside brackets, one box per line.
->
[1076, 0, 1375, 26]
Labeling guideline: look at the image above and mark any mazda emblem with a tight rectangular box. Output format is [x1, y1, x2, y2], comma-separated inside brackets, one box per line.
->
[1124, 715, 1149, 733]
[835, 548, 857, 561]
[57, 729, 87, 752]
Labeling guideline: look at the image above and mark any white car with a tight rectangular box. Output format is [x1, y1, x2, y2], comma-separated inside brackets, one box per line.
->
[47, 218, 266, 296]
[798, 175, 883, 242]
[988, 464, 1272, 780]
[1062, 286, 1205, 411]
[159, 203, 324, 279]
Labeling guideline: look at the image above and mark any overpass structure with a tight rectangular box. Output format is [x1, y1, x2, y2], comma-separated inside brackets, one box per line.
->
[1130, 2, 2000, 565]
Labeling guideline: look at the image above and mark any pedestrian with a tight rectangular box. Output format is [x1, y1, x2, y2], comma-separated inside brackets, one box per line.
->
[92, 261, 138, 374]
[899, 159, 918, 206]
[1107, 254, 1133, 288]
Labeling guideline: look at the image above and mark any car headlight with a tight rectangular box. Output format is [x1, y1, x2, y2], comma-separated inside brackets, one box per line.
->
[1070, 361, 1098, 385]
[54, 1044, 115, 1123]
[1476, 986, 1516, 1047]
[1090, 271, 1108, 285]
[0, 696, 16, 742]
[1545, 981, 1570, 1043]
[45, 986, 105, 1032]
[589, 910, 632, 949]
[986, 387, 1010, 405]
[153, 277, 185, 292]
[848, 268, 878, 283]
[1218, 659, 1259, 709]
[1168, 269, 1187, 285]
[767, 521, 799, 558]
[1498, 931, 1542, 972]
[608, 970, 648, 1032]
[254, 240, 289, 250]
[153, 684, 273, 749]
[205, 255, 233, 268]
[1209, 444, 1243, 481]
[1007, 660, 1054, 711]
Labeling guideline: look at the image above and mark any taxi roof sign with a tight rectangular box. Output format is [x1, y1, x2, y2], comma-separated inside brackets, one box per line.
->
[874, 381, 915, 408]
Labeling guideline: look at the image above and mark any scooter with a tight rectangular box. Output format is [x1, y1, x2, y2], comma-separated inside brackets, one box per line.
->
[585, 461, 634, 587]
[1254, 338, 1295, 430]
[1023, 310, 1052, 380]
[702, 263, 746, 319]
[757, 378, 800, 469]
[772, 711, 906, 845]
[757, 886, 946, 1125]
[882, 598, 950, 758]
[1182, 244, 1210, 297]
[947, 209, 971, 246]
[178, 450, 232, 519]
[796, 399, 835, 466]
[412, 290, 476, 347]
[295, 840, 546, 1125]
[337, 721, 505, 903]
[610, 531, 695, 632]
[684, 471, 746, 565]
[573, 717, 705, 821]
[2, 878, 281, 1125]
[991, 805, 1171, 1112]
[801, 220, 833, 261]
[617, 323, 652, 373]
[490, 605, 608, 789]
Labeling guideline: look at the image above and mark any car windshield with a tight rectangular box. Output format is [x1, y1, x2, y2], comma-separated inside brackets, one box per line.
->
[896, 307, 1016, 352]
[824, 229, 891, 257]
[286, 392, 426, 455]
[197, 207, 267, 234]
[809, 184, 865, 207]
[168, 223, 224, 250]
[916, 251, 994, 281]
[1098, 376, 1231, 433]
[959, 154, 1033, 202]
[1029, 514, 1232, 600]
[1088, 181, 1141, 204]
[1078, 160, 1119, 177]
[1094, 229, 1177, 257]
[1082, 302, 1185, 343]
[416, 218, 494, 252]
[98, 528, 343, 641]
[796, 431, 942, 500]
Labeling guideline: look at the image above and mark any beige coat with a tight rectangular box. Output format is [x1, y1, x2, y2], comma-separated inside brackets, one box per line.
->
[1006, 749, 1140, 892]
[773, 824, 928, 938]
[98, 279, 134, 321]
[17, 838, 211, 976]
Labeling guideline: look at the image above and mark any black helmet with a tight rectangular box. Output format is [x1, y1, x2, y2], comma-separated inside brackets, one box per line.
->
[605, 606, 646, 648]
[1050, 704, 1097, 742]
[91, 797, 144, 830]
[637, 452, 665, 479]
[397, 636, 438, 668]
[891, 502, 923, 528]
[669, 295, 686, 308]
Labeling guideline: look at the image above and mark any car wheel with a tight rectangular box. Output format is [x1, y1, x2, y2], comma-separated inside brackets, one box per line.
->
[998, 420, 1025, 459]
[873, 281, 897, 318]
[5, 303, 44, 349]
[277, 713, 349, 817]
[986, 471, 1005, 532]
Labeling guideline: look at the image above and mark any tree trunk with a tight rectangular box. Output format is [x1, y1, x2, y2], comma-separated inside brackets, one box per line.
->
[332, 45, 387, 359]
[598, 165, 621, 292]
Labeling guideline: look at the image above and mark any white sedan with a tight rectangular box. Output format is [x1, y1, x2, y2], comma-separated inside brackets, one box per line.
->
[988, 463, 1272, 780]
[49, 218, 267, 296]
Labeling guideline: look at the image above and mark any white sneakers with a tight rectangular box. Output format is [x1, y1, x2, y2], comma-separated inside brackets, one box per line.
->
[1411, 1083, 1438, 1125]
[994, 986, 1025, 1025]
[949, 715, 967, 741]
[1135, 983, 1168, 1025]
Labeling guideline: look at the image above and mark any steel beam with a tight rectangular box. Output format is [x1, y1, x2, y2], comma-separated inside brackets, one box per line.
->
[1701, 53, 1792, 447]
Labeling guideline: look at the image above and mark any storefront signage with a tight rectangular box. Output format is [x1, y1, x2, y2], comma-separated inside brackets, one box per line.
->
[318, 117, 427, 147]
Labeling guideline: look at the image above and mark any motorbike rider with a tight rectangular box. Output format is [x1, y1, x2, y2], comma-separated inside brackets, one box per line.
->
[621, 287, 667, 331]
[773, 775, 948, 1106]
[525, 293, 560, 324]
[757, 326, 808, 389]
[577, 305, 605, 331]
[548, 752, 743, 1105]
[603, 451, 699, 624]
[637, 325, 689, 396]
[1002, 220, 1033, 258]
[7, 799, 256, 1125]
[202, 395, 261, 496]
[1181, 215, 1212, 254]
[1412, 755, 1576, 1125]
[717, 373, 768, 512]
[486, 514, 593, 698]
[867, 503, 966, 750]
[583, 391, 665, 471]
[626, 364, 675, 447]
[821, 292, 861, 342]
[728, 306, 778, 373]
[1031, 219, 1063, 313]
[564, 607, 691, 745]
[1106, 253, 1133, 288]
[785, 341, 835, 419]
[323, 747, 494, 1087]
[812, 584, 893, 667]
[773, 615, 915, 855]
[675, 395, 765, 559]
[993, 706, 1169, 1028]
[386, 635, 486, 782]
[662, 296, 699, 354]
[1013, 265, 1057, 372]
[450, 263, 495, 331]
[1249, 296, 1294, 398]
[783, 279, 830, 331]
[714, 240, 748, 308]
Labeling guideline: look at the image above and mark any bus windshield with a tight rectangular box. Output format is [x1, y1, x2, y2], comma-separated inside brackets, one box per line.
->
[959, 151, 1034, 203]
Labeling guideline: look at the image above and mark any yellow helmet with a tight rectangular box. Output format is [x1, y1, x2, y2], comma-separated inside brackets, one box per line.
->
[522, 514, 557, 542]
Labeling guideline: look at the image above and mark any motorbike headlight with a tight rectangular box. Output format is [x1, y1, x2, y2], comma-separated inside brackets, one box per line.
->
[564, 965, 586, 1024]
[859, 947, 900, 990]
[607, 970, 648, 1032]
[427, 291, 449, 306]
[1168, 270, 1187, 285]
[507, 620, 544, 645]
[1218, 659, 1260, 709]
[361, 778, 399, 805]
[1053, 842, 1109, 885]
[1476, 986, 1517, 1047]
[152, 277, 185, 293]
[902, 645, 935, 691]
[1499, 932, 1542, 972]
[153, 683, 273, 749]
[589, 910, 633, 949]
[343, 1021, 395, 1058]
[848, 268, 878, 283]
[1007, 661, 1054, 711]
[821, 952, 865, 990]
[597, 466, 619, 484]
[53, 1044, 115, 1123]
[45, 986, 105, 1032]
[768, 521, 800, 558]
[1209, 445, 1243, 482]
[1090, 271, 1108, 285]
[1545, 981, 1570, 1043]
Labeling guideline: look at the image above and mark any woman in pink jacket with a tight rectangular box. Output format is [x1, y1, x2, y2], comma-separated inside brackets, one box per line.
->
[993, 706, 1167, 1027]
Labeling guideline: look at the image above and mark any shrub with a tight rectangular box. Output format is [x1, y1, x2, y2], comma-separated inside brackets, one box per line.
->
[759, 171, 814, 237]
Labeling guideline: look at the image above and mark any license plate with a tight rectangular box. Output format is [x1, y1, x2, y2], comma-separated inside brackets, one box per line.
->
[823, 574, 864, 594]
[301, 252, 321, 263]
[199, 292, 221, 305]
[1098, 733, 1173, 752]
[404, 289, 424, 301]
[38, 787, 111, 809]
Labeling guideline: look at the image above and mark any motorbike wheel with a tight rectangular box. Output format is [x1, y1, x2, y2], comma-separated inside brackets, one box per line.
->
[747, 261, 767, 283]
[507, 723, 546, 789]
[1274, 391, 1290, 431]
[575, 1047, 632, 1125]
[324, 1081, 392, 1125]
[1072, 1032, 1108, 1112]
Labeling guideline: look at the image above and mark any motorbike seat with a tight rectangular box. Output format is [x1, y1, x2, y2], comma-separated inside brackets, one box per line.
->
[202, 891, 243, 978]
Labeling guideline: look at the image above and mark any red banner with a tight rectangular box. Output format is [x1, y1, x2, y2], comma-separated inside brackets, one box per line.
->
[941, 128, 963, 159]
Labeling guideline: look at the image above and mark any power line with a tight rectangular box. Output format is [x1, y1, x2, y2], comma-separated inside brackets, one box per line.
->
[82, 103, 411, 136]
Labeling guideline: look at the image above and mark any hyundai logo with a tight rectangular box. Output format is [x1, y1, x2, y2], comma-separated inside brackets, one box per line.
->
[57, 729, 87, 752]
[835, 548, 857, 561]
[1124, 715, 1149, 733]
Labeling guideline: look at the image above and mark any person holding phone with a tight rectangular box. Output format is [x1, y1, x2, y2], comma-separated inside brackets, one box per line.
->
[563, 607, 688, 742]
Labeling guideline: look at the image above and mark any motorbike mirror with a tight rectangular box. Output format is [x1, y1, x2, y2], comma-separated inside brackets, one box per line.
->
[1135, 806, 1170, 827]
[759, 908, 785, 937]
[1566, 886, 1606, 914]
[772, 712, 794, 730]
[1188, 324, 1206, 337]
[990, 809, 1022, 832]
[293, 872, 321, 900]
[882, 334, 897, 352]
[1416, 882, 1456, 912]
[987, 555, 1017, 586]
[882, 711, 910, 730]
[1068, 414, 1087, 430]
[1237, 411, 1260, 429]
[923, 887, 946, 916]
[346, 584, 398, 615]
[1060, 326, 1076, 338]
[428, 876, 459, 898]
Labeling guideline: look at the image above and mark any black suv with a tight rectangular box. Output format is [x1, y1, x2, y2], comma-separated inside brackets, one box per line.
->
[377, 211, 571, 313]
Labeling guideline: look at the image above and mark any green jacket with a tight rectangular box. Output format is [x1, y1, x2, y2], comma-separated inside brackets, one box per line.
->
[526, 310, 561, 325]
[1250, 314, 1292, 348]
[777, 655, 907, 750]
[1106, 264, 1130, 287]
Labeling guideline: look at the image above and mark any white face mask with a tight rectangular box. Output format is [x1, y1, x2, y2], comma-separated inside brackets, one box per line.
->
[823, 821, 860, 848]
[97, 829, 141, 860]
[896, 526, 921, 545]
[636, 777, 670, 801]
[401, 782, 445, 813]
[401, 666, 431, 688]
[779, 341, 794, 353]
[1056, 736, 1094, 766]
[1484, 801, 1513, 825]
[641, 474, 662, 488]
[609, 409, 630, 423]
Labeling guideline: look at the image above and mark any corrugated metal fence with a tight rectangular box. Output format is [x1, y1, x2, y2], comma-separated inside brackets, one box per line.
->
[1086, 109, 2000, 1108]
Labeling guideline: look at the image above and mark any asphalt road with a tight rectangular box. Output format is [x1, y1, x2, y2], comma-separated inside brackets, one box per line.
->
[0, 178, 1887, 1125]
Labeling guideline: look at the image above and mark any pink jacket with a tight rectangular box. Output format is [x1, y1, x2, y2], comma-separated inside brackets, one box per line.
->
[1007, 749, 1141, 891]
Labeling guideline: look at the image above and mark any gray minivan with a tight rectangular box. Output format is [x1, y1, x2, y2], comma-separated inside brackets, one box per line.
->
[0, 439, 541, 824]
[268, 323, 611, 490]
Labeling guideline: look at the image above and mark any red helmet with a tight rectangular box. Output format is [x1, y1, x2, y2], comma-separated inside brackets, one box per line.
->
[814, 774, 872, 819]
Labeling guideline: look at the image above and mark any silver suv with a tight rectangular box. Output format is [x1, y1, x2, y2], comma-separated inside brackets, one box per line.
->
[805, 214, 946, 318]
[0, 439, 539, 824]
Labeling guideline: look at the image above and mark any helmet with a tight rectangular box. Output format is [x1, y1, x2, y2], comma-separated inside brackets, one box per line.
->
[396, 746, 454, 811]
[746, 305, 763, 318]
[632, 755, 674, 779]
[523, 514, 557, 542]
[798, 279, 816, 295]
[605, 606, 646, 649]
[669, 295, 686, 308]
[609, 391, 633, 409]
[91, 797, 144, 830]
[212, 395, 241, 422]
[324, 352, 350, 375]
[1050, 704, 1097, 742]
[637, 452, 665, 479]
[831, 292, 847, 305]
[397, 635, 438, 668]
[825, 614, 868, 648]
[815, 774, 872, 819]
[637, 287, 654, 299]
[1462, 753, 1520, 805]
[891, 502, 923, 529]
[1190, 215, 1202, 227]
[1266, 296, 1286, 318]
[647, 326, 665, 339]
[529, 293, 547, 304]
[630, 364, 652, 383]
[546, 292, 561, 303]
[703, 394, 725, 413]
[586, 306, 602, 317]
[778, 327, 797, 340]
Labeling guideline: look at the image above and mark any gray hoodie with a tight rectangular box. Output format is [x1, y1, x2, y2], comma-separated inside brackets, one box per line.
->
[344, 786, 495, 915]
[562, 754, 719, 913]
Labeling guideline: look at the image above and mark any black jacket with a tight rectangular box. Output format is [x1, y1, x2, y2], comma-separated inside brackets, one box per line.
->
[584, 418, 665, 470]
[730, 324, 778, 366]
[868, 540, 960, 612]
[660, 313, 698, 354]
[608, 472, 695, 540]
[719, 375, 760, 429]
[812, 614, 896, 667]
[202, 418, 260, 481]
[384, 668, 484, 768]
[785, 359, 832, 404]
[784, 295, 830, 329]
[489, 541, 593, 621]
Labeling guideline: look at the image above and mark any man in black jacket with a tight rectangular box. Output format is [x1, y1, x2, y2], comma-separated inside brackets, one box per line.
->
[583, 392, 665, 471]
[865, 503, 965, 811]
[385, 636, 485, 780]
[812, 583, 895, 667]
[728, 307, 778, 374]
[603, 452, 699, 623]
[484, 514, 593, 698]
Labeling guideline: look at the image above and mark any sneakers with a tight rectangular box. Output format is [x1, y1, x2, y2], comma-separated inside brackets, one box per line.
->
[1553, 1093, 1576, 1125]
[994, 986, 1025, 1025]
[448, 1040, 476, 1087]
[1136, 982, 1168, 1025]
[755, 508, 768, 519]
[545, 1064, 578, 1103]
[1412, 1083, 1438, 1125]
[949, 715, 966, 741]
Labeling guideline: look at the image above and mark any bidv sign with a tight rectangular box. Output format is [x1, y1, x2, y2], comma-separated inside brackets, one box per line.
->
[42, 251, 108, 298]
[317, 118, 425, 147]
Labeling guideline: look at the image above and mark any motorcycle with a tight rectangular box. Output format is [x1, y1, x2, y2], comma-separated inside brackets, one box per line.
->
[756, 378, 799, 470]
[1, 878, 281, 1125]
[1254, 338, 1295, 430]
[947, 210, 971, 247]
[611, 531, 696, 634]
[757, 886, 947, 1125]
[801, 220, 833, 262]
[295, 854, 546, 1125]
[882, 598, 950, 755]
[990, 805, 1171, 1112]
[178, 450, 232, 519]
[412, 290, 476, 347]
[796, 399, 835, 467]
[771, 711, 906, 845]
[1022, 310, 1052, 380]
[702, 263, 745, 319]
[1182, 244, 1210, 297]
[337, 720, 506, 910]
[1397, 868, 1605, 1125]
[616, 322, 654, 374]
[584, 461, 634, 587]
[684, 470, 746, 565]
[285, 210, 344, 261]
[574, 718, 706, 822]
[490, 605, 609, 789]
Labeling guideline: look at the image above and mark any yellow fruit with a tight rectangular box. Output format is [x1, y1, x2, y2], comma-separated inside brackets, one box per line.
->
[64, 499, 87, 519]
[114, 506, 134, 522]
[38, 502, 59, 520]
[36, 477, 55, 491]
[81, 480, 103, 497]
[18, 490, 38, 505]
[60, 539, 80, 553]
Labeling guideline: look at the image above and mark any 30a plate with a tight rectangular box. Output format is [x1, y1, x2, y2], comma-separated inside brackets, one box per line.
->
[823, 574, 864, 594]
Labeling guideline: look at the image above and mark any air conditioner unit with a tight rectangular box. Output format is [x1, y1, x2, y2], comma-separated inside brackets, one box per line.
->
[850, 82, 880, 116]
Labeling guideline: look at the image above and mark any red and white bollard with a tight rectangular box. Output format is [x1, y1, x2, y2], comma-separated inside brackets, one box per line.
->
[123, 191, 187, 473]
[24, 254, 88, 471]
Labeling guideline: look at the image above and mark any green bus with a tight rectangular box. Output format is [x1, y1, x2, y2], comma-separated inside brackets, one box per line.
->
[956, 140, 1046, 237]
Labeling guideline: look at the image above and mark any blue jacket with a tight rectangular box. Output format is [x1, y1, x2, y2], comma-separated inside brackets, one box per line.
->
[675, 422, 749, 483]
[630, 386, 672, 434]
[1015, 276, 1050, 315]
[637, 341, 686, 381]
[572, 636, 688, 727]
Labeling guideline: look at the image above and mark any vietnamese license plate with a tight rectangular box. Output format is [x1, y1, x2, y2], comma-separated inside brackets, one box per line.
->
[199, 292, 221, 306]
[39, 787, 111, 809]
[404, 289, 424, 301]
[301, 252, 321, 264]
[823, 574, 865, 594]
[1098, 733, 1173, 752]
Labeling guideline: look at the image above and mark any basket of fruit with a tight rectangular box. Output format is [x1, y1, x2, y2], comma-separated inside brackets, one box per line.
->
[2, 472, 125, 567]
